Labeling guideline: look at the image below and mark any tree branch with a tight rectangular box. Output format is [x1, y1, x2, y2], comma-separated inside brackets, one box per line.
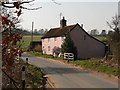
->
[52, 0, 61, 5]
[20, 6, 42, 10]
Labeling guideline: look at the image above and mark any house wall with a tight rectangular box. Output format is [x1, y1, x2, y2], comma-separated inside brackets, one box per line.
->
[70, 25, 105, 59]
[42, 37, 64, 55]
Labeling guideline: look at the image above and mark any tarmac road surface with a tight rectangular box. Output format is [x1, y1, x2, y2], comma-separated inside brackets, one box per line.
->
[22, 53, 118, 88]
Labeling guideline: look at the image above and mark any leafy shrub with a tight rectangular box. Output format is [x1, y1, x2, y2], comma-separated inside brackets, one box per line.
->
[52, 47, 61, 56]
[34, 45, 42, 52]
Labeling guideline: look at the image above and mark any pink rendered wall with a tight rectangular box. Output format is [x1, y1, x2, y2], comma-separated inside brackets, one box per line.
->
[42, 37, 63, 55]
[70, 25, 105, 59]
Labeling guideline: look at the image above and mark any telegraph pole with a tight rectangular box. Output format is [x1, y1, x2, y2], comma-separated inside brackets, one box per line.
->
[31, 22, 34, 42]
[60, 12, 62, 20]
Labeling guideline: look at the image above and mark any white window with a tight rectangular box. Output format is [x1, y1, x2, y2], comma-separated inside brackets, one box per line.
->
[43, 46, 45, 50]
[54, 46, 56, 49]
[48, 46, 50, 51]
[61, 36, 64, 42]
[84, 35, 86, 40]
[48, 38, 50, 42]
[54, 37, 57, 42]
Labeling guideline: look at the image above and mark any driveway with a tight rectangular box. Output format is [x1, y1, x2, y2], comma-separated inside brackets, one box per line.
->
[22, 53, 118, 88]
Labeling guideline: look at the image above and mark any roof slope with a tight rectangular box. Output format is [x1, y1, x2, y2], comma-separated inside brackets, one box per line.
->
[41, 24, 76, 39]
[41, 23, 105, 45]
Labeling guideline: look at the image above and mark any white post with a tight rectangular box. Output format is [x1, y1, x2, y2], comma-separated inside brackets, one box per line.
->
[22, 66, 25, 89]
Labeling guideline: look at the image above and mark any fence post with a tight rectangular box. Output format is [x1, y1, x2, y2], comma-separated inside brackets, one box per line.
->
[22, 66, 25, 90]
[67, 59, 70, 63]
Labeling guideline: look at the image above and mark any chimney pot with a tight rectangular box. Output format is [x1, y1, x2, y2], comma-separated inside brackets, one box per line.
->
[60, 17, 67, 28]
[81, 24, 83, 28]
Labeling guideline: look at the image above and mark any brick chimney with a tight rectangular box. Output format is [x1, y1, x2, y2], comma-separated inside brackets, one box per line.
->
[60, 17, 67, 28]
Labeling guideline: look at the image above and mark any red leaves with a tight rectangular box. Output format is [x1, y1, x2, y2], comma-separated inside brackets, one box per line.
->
[2, 16, 9, 25]
[2, 1, 24, 67]
[19, 50, 23, 57]
[2, 16, 15, 27]
[2, 32, 23, 66]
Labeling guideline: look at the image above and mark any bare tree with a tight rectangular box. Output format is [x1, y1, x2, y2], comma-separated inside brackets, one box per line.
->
[107, 15, 120, 62]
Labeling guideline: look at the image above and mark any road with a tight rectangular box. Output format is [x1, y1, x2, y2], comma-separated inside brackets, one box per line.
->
[22, 53, 118, 88]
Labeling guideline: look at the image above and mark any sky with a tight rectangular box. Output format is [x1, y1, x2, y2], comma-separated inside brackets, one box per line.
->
[19, 0, 118, 33]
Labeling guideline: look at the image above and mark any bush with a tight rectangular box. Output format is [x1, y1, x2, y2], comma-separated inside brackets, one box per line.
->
[34, 45, 42, 52]
[52, 47, 61, 56]
[112, 42, 120, 62]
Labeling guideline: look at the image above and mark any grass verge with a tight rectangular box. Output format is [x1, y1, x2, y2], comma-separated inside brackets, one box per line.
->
[21, 59, 46, 88]
[69, 60, 119, 76]
[27, 52, 63, 60]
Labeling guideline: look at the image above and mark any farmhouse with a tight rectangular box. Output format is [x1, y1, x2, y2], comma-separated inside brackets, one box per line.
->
[41, 17, 105, 59]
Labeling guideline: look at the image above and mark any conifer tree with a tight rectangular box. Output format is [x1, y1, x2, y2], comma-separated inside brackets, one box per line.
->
[61, 32, 77, 60]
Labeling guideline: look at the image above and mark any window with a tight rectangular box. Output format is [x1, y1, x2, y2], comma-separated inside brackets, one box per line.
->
[61, 36, 64, 42]
[84, 35, 86, 40]
[43, 46, 45, 50]
[48, 38, 50, 42]
[48, 46, 50, 51]
[54, 37, 57, 42]
[54, 46, 56, 49]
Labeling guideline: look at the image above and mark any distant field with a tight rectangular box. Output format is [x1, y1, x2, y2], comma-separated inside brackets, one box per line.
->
[21, 35, 108, 51]
[21, 35, 42, 51]
[94, 36, 108, 42]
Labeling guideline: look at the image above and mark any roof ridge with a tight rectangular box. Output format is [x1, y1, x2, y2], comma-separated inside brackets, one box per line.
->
[51, 24, 77, 30]
[41, 23, 77, 39]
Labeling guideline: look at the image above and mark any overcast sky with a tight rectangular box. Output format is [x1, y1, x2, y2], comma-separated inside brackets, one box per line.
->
[20, 0, 118, 33]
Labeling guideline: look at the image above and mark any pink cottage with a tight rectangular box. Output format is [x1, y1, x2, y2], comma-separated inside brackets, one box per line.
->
[41, 17, 105, 59]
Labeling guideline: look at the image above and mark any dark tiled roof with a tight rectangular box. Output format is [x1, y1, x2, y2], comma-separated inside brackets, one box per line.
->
[41, 24, 76, 39]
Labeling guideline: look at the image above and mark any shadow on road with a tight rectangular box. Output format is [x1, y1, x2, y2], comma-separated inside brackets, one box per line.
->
[41, 67, 88, 75]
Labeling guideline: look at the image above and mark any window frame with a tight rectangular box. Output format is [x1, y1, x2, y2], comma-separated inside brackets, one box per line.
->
[48, 38, 50, 42]
[48, 46, 50, 51]
[43, 46, 45, 50]
[61, 36, 64, 42]
[54, 37, 57, 42]
[84, 35, 86, 40]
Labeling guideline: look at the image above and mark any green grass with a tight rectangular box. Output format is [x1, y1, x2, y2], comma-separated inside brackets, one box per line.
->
[94, 36, 108, 42]
[21, 59, 46, 88]
[69, 60, 119, 76]
[21, 35, 42, 51]
[27, 52, 63, 60]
